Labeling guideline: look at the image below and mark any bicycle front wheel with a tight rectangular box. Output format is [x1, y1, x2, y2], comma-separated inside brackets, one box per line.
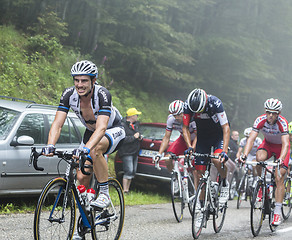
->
[188, 174, 196, 216]
[213, 182, 227, 233]
[91, 178, 125, 240]
[237, 175, 247, 209]
[282, 178, 292, 220]
[192, 181, 206, 239]
[171, 172, 184, 222]
[34, 177, 76, 240]
[250, 181, 265, 237]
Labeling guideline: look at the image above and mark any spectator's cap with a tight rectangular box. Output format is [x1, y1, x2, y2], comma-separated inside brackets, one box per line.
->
[127, 108, 142, 117]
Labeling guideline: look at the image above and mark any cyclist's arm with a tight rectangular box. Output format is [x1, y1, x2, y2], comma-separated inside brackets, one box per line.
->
[158, 130, 171, 155]
[279, 134, 290, 162]
[85, 115, 109, 151]
[243, 130, 258, 157]
[47, 111, 67, 145]
[182, 114, 193, 148]
[236, 146, 243, 159]
[221, 123, 230, 153]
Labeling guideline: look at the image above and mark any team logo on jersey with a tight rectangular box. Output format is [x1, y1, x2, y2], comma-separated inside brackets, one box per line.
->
[99, 89, 108, 103]
[214, 100, 221, 108]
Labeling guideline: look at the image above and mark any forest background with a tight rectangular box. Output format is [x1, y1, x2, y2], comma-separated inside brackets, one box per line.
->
[1, 0, 292, 132]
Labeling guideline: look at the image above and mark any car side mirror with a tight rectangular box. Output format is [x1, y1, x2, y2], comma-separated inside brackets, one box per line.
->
[10, 135, 35, 146]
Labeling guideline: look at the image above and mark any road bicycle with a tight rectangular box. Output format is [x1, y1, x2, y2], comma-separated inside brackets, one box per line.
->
[154, 153, 196, 222]
[30, 147, 125, 240]
[236, 160, 254, 209]
[282, 165, 292, 220]
[250, 160, 280, 237]
[191, 153, 227, 239]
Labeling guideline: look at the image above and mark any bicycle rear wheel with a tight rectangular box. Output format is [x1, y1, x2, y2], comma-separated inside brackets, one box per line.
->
[282, 178, 292, 220]
[250, 181, 265, 237]
[91, 178, 125, 240]
[34, 177, 76, 240]
[213, 182, 227, 233]
[192, 181, 206, 239]
[237, 175, 247, 209]
[171, 172, 184, 222]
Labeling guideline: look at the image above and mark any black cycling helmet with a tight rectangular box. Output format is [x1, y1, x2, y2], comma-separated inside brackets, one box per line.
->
[187, 88, 208, 112]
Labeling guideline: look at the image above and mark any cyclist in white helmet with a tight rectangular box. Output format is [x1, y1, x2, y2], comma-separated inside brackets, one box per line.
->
[240, 98, 290, 226]
[153, 100, 197, 172]
[43, 60, 126, 217]
[237, 127, 262, 186]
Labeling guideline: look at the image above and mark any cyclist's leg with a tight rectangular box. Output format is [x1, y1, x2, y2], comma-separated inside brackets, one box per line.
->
[166, 135, 186, 172]
[91, 127, 125, 209]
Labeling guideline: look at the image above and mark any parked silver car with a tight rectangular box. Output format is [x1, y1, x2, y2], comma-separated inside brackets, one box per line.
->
[0, 96, 85, 197]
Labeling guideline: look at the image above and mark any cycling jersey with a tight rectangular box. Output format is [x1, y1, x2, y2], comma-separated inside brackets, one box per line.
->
[58, 83, 122, 130]
[183, 95, 228, 139]
[166, 114, 196, 140]
[239, 137, 262, 156]
[252, 114, 288, 144]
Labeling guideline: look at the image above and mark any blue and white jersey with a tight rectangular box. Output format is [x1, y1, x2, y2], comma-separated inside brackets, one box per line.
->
[183, 95, 228, 139]
[58, 83, 122, 131]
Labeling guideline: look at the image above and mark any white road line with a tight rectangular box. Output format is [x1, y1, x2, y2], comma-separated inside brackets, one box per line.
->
[277, 226, 292, 233]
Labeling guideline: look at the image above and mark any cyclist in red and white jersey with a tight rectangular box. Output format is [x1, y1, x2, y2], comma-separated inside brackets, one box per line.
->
[153, 100, 196, 172]
[240, 98, 290, 226]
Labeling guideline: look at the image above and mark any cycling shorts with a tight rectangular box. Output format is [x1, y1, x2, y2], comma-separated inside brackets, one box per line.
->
[81, 127, 125, 155]
[258, 139, 290, 168]
[193, 137, 224, 170]
[167, 135, 188, 155]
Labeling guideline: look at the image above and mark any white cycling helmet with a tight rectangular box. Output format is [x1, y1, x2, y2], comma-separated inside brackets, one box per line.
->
[187, 88, 208, 112]
[264, 98, 282, 113]
[244, 127, 252, 137]
[71, 60, 98, 78]
[169, 100, 184, 115]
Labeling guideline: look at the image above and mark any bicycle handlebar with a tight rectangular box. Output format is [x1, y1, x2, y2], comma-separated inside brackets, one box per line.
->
[30, 147, 92, 175]
[154, 152, 219, 170]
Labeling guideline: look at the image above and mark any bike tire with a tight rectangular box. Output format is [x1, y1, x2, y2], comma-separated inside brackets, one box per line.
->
[282, 178, 292, 220]
[171, 172, 184, 222]
[91, 178, 125, 240]
[191, 181, 206, 239]
[250, 181, 265, 237]
[213, 181, 227, 233]
[188, 174, 196, 216]
[237, 175, 247, 209]
[269, 199, 277, 232]
[34, 177, 76, 240]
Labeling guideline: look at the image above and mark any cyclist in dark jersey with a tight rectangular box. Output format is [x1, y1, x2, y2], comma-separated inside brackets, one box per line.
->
[43, 60, 125, 211]
[183, 88, 230, 205]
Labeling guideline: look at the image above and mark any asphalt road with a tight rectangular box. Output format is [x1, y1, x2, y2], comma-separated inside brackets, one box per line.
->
[0, 200, 292, 239]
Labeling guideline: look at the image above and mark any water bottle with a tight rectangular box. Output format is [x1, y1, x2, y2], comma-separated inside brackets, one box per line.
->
[77, 185, 88, 206]
[182, 176, 188, 200]
[87, 188, 96, 203]
[248, 175, 253, 187]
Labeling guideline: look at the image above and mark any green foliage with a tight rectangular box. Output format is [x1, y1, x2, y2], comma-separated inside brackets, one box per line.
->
[28, 11, 68, 41]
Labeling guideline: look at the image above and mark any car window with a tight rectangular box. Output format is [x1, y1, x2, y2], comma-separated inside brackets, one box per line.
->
[139, 125, 180, 141]
[0, 107, 20, 140]
[47, 114, 82, 144]
[16, 113, 45, 144]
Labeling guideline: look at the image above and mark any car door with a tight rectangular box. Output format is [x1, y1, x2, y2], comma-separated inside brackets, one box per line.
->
[1, 112, 48, 194]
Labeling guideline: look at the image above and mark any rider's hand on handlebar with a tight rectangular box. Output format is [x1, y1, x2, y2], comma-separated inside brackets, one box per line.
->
[184, 147, 194, 155]
[219, 151, 228, 163]
[239, 154, 247, 164]
[42, 144, 55, 156]
[275, 158, 283, 165]
[152, 153, 162, 163]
